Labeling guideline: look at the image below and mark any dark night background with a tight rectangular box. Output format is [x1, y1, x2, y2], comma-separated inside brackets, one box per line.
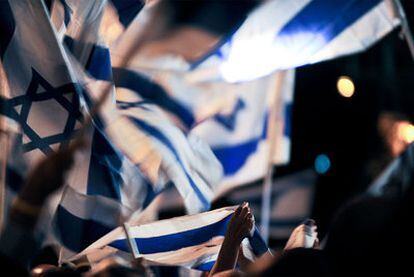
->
[277, 0, 414, 238]
[156, 0, 414, 248]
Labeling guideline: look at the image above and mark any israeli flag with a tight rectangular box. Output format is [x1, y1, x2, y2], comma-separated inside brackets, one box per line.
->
[0, 0, 139, 254]
[193, 71, 294, 195]
[68, 206, 268, 271]
[193, 0, 400, 82]
[107, 0, 397, 193]
[61, 6, 222, 215]
[0, 0, 221, 256]
[105, 3, 294, 194]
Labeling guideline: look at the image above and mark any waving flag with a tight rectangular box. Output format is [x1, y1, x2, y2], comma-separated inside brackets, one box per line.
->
[190, 0, 399, 82]
[62, 6, 222, 215]
[193, 70, 294, 195]
[0, 0, 222, 256]
[69, 206, 268, 271]
[106, 0, 397, 194]
[0, 0, 139, 253]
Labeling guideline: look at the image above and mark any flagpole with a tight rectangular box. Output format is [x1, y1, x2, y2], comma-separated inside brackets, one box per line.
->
[260, 71, 287, 242]
[393, 0, 414, 61]
[122, 223, 140, 259]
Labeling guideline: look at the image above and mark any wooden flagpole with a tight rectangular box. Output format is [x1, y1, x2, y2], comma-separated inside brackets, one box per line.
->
[260, 70, 287, 243]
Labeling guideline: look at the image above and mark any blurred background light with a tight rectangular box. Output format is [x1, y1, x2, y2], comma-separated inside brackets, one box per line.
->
[337, 76, 355, 98]
[314, 154, 331, 175]
[397, 121, 414, 144]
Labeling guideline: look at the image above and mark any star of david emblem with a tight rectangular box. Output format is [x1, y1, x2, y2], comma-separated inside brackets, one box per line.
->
[214, 98, 245, 131]
[6, 68, 83, 155]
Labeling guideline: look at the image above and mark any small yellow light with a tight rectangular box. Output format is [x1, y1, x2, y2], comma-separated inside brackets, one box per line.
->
[337, 76, 355, 98]
[398, 122, 414, 143]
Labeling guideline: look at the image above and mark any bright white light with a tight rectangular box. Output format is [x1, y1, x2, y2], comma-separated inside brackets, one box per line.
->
[397, 121, 414, 144]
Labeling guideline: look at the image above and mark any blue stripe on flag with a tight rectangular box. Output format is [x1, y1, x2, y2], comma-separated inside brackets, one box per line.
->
[63, 36, 113, 81]
[212, 113, 267, 176]
[54, 205, 114, 252]
[110, 215, 232, 254]
[60, 0, 72, 26]
[86, 130, 123, 200]
[128, 116, 210, 210]
[86, 44, 112, 81]
[213, 139, 262, 175]
[249, 227, 269, 256]
[113, 68, 195, 128]
[194, 261, 215, 271]
[284, 102, 292, 137]
[276, 0, 381, 56]
[110, 0, 144, 28]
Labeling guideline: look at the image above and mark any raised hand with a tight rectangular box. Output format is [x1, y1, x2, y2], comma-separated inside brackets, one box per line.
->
[284, 220, 318, 250]
[208, 203, 255, 276]
[226, 202, 254, 245]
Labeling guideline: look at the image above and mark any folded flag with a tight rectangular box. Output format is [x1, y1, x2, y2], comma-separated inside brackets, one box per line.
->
[69, 206, 268, 271]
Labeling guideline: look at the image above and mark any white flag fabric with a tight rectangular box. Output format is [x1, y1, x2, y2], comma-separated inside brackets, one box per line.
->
[106, 0, 398, 194]
[0, 0, 222, 256]
[192, 70, 294, 196]
[190, 0, 399, 82]
[107, 3, 295, 194]
[69, 206, 268, 271]
[0, 0, 143, 254]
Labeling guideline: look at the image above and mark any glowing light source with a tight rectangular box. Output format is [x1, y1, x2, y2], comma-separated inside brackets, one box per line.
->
[397, 121, 414, 144]
[314, 154, 331, 174]
[337, 76, 355, 98]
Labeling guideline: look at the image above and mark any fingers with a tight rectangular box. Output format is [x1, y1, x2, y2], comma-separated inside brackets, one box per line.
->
[234, 202, 244, 217]
[228, 202, 255, 241]
[239, 202, 250, 219]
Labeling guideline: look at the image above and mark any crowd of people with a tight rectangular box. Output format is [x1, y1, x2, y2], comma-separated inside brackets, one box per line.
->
[0, 139, 413, 276]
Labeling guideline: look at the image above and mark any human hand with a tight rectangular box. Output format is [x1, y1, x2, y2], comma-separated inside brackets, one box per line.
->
[226, 202, 254, 246]
[284, 220, 318, 250]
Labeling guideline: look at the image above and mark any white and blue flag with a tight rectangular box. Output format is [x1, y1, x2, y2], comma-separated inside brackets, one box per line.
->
[192, 70, 294, 195]
[62, 4, 223, 215]
[0, 0, 140, 254]
[107, 0, 397, 194]
[192, 0, 400, 82]
[0, 0, 222, 256]
[69, 206, 268, 271]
